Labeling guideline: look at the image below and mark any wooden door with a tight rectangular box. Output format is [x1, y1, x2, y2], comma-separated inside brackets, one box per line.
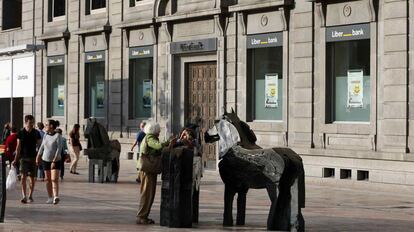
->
[186, 62, 217, 169]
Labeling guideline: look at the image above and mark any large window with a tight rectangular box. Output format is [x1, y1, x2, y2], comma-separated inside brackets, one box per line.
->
[247, 33, 283, 121]
[86, 0, 106, 14]
[2, 0, 22, 30]
[85, 52, 105, 118]
[47, 56, 65, 117]
[326, 24, 371, 122]
[129, 46, 153, 119]
[48, 0, 65, 21]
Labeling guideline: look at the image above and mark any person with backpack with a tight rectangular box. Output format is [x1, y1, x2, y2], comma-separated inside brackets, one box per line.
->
[12, 115, 42, 204]
[36, 120, 62, 205]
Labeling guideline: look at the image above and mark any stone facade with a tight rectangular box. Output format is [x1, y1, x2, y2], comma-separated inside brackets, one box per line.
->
[0, 0, 414, 185]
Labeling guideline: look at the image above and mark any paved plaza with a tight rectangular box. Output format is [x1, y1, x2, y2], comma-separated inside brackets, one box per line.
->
[1, 159, 414, 232]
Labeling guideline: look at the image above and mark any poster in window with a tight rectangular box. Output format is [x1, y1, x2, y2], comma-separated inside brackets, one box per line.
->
[142, 79, 152, 108]
[57, 85, 64, 108]
[265, 74, 278, 108]
[347, 70, 364, 108]
[96, 81, 104, 109]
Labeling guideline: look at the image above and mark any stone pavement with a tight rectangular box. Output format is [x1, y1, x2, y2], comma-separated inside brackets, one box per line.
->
[1, 158, 414, 232]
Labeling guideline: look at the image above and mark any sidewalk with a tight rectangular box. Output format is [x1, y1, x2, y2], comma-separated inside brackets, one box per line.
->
[1, 158, 414, 231]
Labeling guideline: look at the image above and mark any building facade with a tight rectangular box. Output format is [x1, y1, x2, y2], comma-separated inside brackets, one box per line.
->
[0, 0, 413, 185]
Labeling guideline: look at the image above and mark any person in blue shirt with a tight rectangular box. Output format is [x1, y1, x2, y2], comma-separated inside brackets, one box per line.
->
[36, 122, 46, 181]
[131, 122, 146, 183]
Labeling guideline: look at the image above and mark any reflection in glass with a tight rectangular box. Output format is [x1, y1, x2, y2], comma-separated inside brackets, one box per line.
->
[85, 61, 105, 117]
[129, 58, 153, 119]
[48, 65, 64, 117]
[247, 46, 283, 121]
[326, 39, 370, 122]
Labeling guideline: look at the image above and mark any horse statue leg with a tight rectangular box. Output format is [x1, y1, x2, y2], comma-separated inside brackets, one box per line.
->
[223, 184, 236, 226]
[266, 183, 278, 230]
[290, 172, 305, 231]
[236, 188, 248, 226]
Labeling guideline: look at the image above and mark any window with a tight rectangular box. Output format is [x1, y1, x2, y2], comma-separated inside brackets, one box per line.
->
[2, 0, 22, 30]
[86, 0, 106, 14]
[85, 52, 105, 118]
[247, 46, 283, 121]
[326, 39, 370, 122]
[48, 0, 66, 22]
[47, 59, 65, 117]
[130, 0, 143, 7]
[129, 57, 153, 119]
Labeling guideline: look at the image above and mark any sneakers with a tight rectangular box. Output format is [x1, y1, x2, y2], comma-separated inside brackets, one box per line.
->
[20, 197, 27, 204]
[46, 198, 53, 204]
[53, 197, 60, 205]
[28, 196, 34, 203]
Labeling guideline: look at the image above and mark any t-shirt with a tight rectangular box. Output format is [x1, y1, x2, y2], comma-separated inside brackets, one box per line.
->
[4, 133, 17, 158]
[38, 132, 62, 162]
[17, 128, 41, 159]
[136, 130, 146, 151]
[37, 129, 45, 140]
[69, 131, 81, 147]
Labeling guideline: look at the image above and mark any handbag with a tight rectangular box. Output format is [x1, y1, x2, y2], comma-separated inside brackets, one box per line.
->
[139, 139, 162, 174]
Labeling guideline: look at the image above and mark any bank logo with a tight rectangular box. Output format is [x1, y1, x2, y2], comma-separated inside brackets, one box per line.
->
[251, 36, 278, 46]
[261, 15, 268, 27]
[343, 5, 352, 17]
[331, 28, 364, 38]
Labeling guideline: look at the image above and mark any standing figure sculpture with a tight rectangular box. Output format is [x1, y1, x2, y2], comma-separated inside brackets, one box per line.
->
[205, 109, 305, 231]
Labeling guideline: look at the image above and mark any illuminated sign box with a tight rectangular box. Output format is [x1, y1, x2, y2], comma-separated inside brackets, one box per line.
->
[326, 23, 370, 42]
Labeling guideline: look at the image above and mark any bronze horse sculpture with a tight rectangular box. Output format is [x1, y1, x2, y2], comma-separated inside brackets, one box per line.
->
[205, 110, 305, 231]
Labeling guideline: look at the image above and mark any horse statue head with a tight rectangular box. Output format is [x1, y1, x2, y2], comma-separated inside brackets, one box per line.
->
[205, 108, 261, 158]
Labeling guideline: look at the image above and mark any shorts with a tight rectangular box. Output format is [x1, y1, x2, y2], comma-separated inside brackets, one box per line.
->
[20, 159, 37, 177]
[43, 160, 61, 171]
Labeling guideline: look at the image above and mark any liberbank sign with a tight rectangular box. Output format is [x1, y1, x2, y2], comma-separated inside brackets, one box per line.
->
[326, 23, 370, 42]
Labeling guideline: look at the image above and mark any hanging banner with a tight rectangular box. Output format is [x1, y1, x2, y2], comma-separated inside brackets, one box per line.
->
[0, 60, 12, 98]
[57, 85, 64, 108]
[13, 56, 35, 98]
[143, 79, 152, 108]
[265, 74, 278, 108]
[347, 70, 364, 108]
[96, 81, 104, 109]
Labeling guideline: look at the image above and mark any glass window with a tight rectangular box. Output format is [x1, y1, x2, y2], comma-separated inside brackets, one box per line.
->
[2, 0, 22, 30]
[129, 58, 153, 119]
[130, 0, 142, 7]
[53, 0, 65, 18]
[85, 61, 105, 118]
[91, 0, 106, 10]
[47, 65, 65, 117]
[326, 39, 370, 122]
[247, 46, 283, 121]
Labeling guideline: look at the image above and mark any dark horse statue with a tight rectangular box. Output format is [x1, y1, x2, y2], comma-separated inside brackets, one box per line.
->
[205, 110, 305, 231]
[84, 118, 121, 182]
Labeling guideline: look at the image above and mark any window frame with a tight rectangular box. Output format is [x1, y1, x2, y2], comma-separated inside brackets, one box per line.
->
[318, 22, 377, 136]
[51, 0, 66, 21]
[84, 51, 106, 118]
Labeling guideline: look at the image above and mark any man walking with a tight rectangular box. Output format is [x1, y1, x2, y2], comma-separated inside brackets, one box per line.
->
[12, 115, 42, 204]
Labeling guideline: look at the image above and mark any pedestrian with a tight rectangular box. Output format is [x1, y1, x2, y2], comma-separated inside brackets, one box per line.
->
[69, 124, 82, 175]
[36, 122, 46, 181]
[36, 120, 62, 205]
[4, 127, 18, 167]
[12, 115, 42, 204]
[1, 122, 11, 144]
[55, 128, 69, 180]
[136, 122, 173, 225]
[131, 122, 146, 183]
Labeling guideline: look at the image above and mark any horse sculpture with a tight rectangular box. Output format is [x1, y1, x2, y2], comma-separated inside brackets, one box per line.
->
[205, 110, 305, 231]
[84, 118, 121, 182]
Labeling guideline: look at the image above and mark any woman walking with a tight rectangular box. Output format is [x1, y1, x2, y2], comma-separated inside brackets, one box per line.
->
[69, 124, 81, 175]
[136, 122, 173, 225]
[1, 122, 11, 144]
[36, 120, 62, 205]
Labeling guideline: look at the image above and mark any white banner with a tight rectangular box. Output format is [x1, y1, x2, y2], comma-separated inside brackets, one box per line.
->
[13, 56, 35, 98]
[0, 60, 12, 98]
[347, 70, 364, 108]
[265, 74, 278, 108]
